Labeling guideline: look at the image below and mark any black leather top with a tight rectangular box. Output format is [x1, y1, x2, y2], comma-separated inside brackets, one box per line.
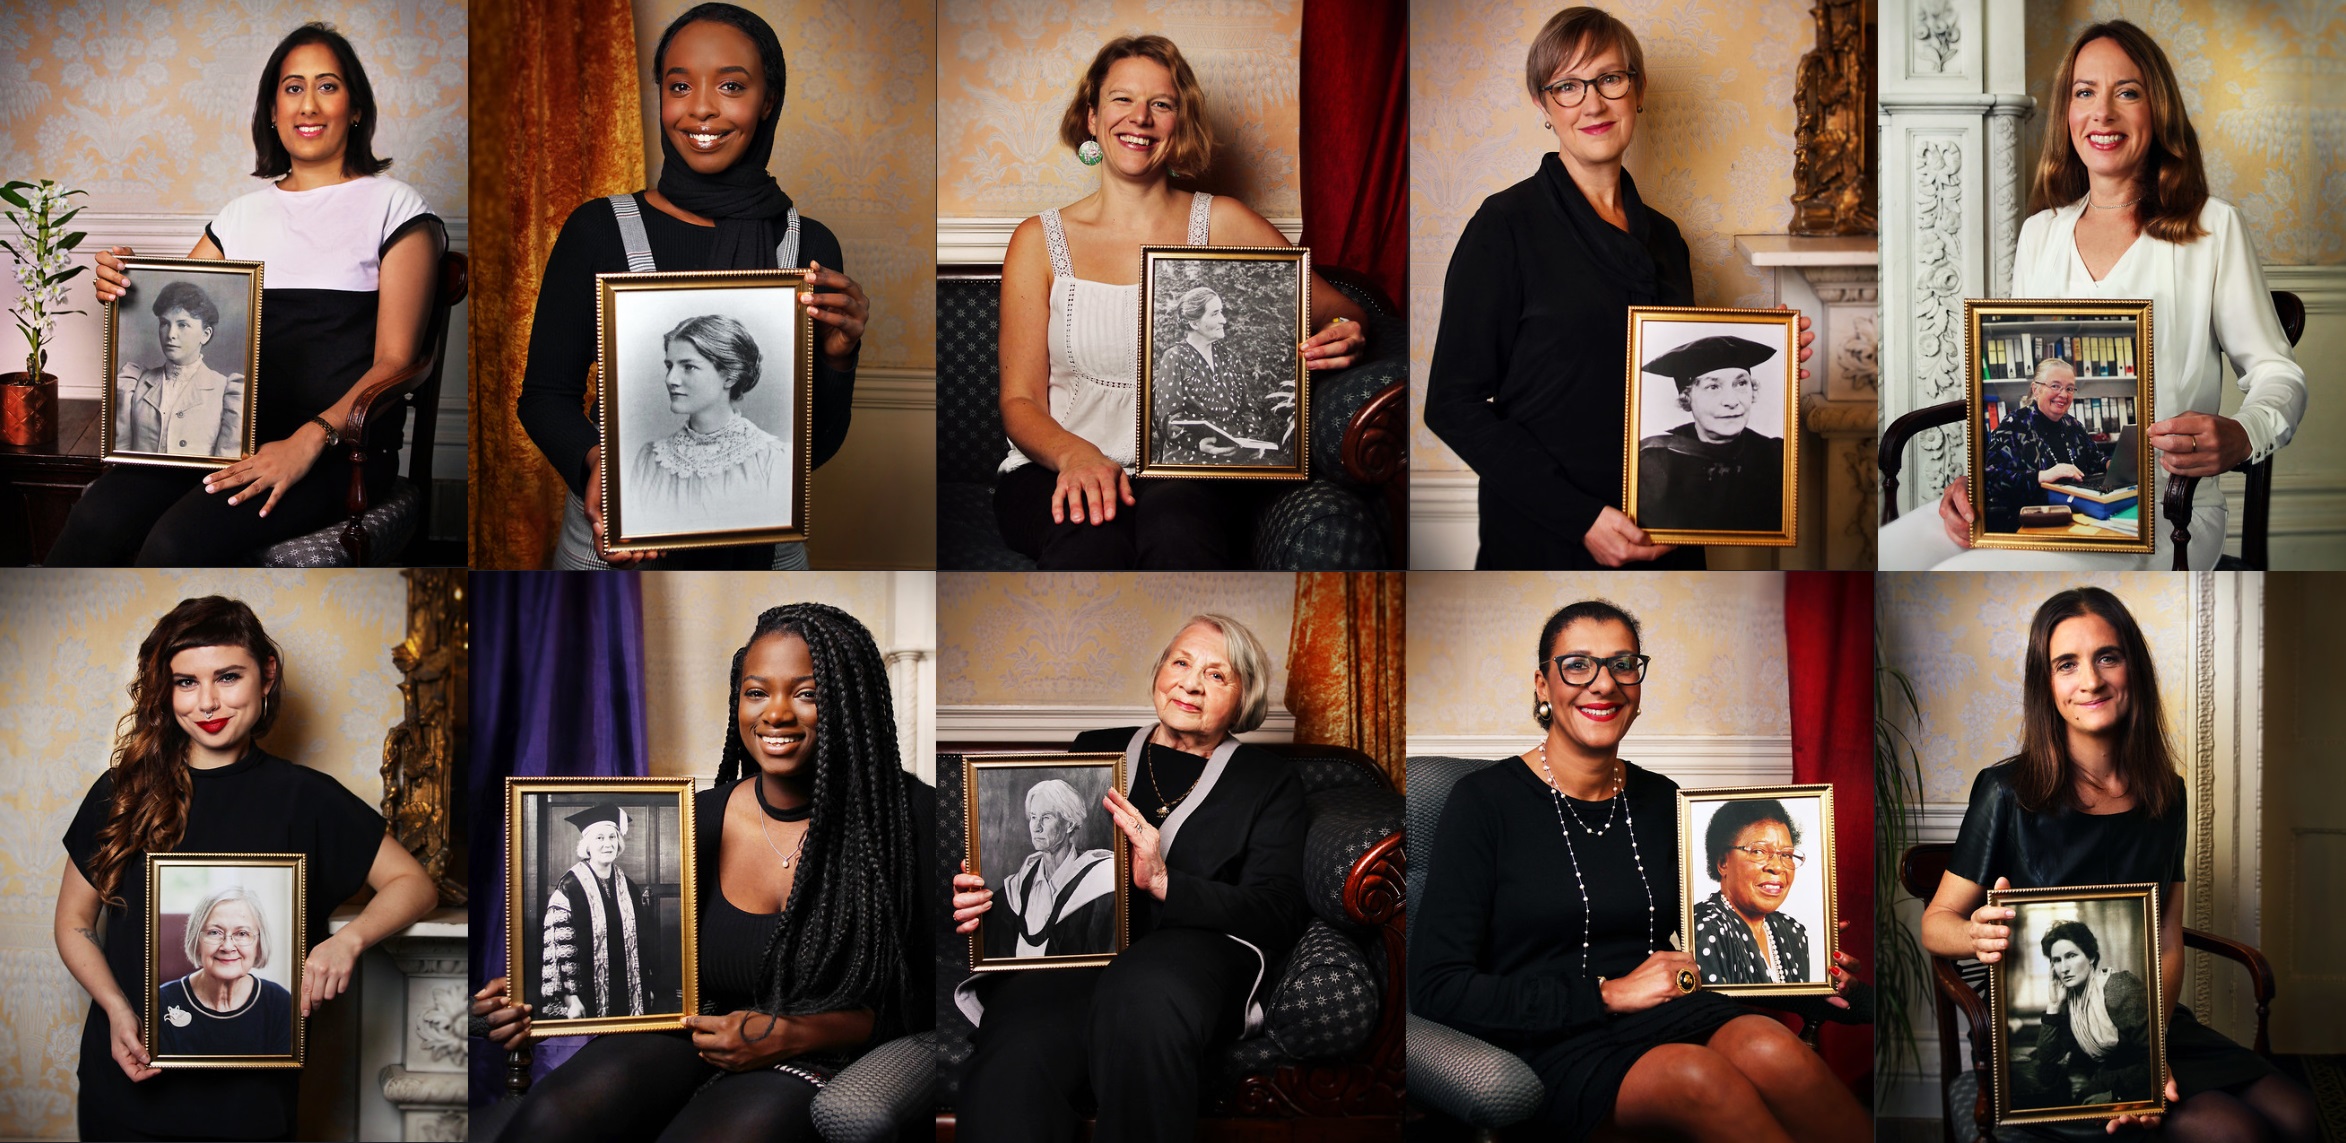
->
[1947, 760, 2185, 889]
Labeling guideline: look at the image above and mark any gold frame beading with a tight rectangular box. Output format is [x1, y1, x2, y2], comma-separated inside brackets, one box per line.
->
[1674, 783, 1841, 997]
[1623, 306, 1802, 547]
[1964, 298, 2156, 554]
[144, 852, 307, 1069]
[1134, 245, 1312, 481]
[1988, 882, 2170, 1127]
[962, 752, 1130, 973]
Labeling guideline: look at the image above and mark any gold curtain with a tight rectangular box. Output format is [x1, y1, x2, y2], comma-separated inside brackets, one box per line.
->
[468, 0, 645, 568]
[1284, 572, 1405, 789]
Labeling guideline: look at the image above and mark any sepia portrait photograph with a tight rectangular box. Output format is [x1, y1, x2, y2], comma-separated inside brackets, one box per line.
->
[1990, 882, 2169, 1126]
[101, 257, 262, 468]
[145, 853, 304, 1068]
[505, 778, 697, 1037]
[1676, 784, 1838, 995]
[1624, 307, 1800, 546]
[597, 270, 813, 553]
[1137, 246, 1311, 479]
[1966, 300, 2157, 554]
[963, 753, 1127, 971]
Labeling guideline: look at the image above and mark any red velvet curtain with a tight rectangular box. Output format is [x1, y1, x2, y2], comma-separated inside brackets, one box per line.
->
[1785, 571, 1874, 1089]
[1301, 0, 1408, 311]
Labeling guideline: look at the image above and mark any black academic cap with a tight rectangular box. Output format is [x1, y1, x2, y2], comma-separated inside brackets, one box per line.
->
[1642, 334, 1778, 390]
[565, 803, 628, 834]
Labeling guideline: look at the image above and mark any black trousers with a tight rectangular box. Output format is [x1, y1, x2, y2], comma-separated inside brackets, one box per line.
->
[492, 1029, 820, 1143]
[45, 453, 394, 566]
[992, 462, 1263, 570]
[958, 926, 1257, 1143]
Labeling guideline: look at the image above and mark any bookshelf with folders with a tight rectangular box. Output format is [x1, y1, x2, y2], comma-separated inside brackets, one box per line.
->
[1975, 316, 2140, 439]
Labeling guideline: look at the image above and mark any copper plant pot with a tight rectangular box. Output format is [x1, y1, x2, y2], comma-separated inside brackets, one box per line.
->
[1, 371, 58, 447]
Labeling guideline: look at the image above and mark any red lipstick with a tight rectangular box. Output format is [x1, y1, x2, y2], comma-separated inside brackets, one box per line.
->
[196, 717, 231, 734]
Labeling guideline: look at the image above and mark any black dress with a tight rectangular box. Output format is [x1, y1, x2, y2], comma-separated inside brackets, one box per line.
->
[1410, 758, 1748, 1136]
[1423, 156, 1702, 569]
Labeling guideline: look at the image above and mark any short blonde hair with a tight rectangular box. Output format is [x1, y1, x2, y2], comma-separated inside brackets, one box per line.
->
[1059, 35, 1215, 179]
[1154, 614, 1273, 735]
[182, 885, 270, 971]
[1524, 7, 1647, 105]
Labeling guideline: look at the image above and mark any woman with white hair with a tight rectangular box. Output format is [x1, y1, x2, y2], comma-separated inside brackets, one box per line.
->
[155, 885, 293, 1055]
[950, 613, 1310, 1143]
[990, 778, 1117, 958]
[541, 803, 659, 1019]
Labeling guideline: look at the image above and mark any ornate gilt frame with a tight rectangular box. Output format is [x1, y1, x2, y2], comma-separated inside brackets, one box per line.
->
[1674, 784, 1840, 997]
[145, 852, 307, 1068]
[1134, 245, 1311, 481]
[963, 752, 1130, 972]
[100, 256, 263, 469]
[1964, 298, 2156, 554]
[1988, 882, 2169, 1127]
[1622, 306, 1802, 547]
[1790, 0, 1876, 235]
[381, 568, 466, 905]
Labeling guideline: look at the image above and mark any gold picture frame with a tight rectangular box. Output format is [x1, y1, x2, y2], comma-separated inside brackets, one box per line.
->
[1675, 784, 1840, 996]
[144, 852, 306, 1068]
[1988, 882, 2169, 1127]
[963, 753, 1130, 972]
[100, 256, 263, 469]
[1134, 245, 1311, 480]
[1965, 298, 2156, 554]
[1623, 306, 1801, 546]
[504, 777, 700, 1038]
[595, 269, 815, 553]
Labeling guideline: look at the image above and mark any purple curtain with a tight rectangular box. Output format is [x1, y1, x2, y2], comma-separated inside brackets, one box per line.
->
[467, 571, 649, 1104]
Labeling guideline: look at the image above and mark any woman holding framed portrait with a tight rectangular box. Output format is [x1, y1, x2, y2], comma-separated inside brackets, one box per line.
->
[47, 22, 447, 567]
[1883, 19, 2309, 571]
[475, 603, 934, 1142]
[992, 34, 1368, 570]
[48, 596, 439, 1139]
[1918, 587, 2315, 1140]
[515, 2, 867, 571]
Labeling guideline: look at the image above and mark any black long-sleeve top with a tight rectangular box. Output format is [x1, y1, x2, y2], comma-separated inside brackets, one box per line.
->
[1424, 156, 1696, 569]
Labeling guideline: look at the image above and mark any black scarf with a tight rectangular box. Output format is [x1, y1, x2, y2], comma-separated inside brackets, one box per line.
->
[654, 111, 796, 269]
[1539, 152, 1662, 305]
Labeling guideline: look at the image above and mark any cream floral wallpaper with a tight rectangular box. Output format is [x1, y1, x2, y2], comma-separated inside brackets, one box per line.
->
[1411, 0, 1810, 474]
[939, 572, 1295, 708]
[2024, 0, 2345, 266]
[1407, 571, 1789, 738]
[1876, 572, 2189, 804]
[937, 0, 1302, 220]
[0, 570, 407, 1142]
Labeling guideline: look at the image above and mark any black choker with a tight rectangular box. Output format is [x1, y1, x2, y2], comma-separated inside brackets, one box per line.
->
[751, 774, 812, 822]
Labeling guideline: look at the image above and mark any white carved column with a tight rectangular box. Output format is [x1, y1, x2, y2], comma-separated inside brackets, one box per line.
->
[2183, 573, 2265, 1046]
[886, 572, 937, 785]
[1735, 237, 1879, 569]
[334, 907, 468, 1141]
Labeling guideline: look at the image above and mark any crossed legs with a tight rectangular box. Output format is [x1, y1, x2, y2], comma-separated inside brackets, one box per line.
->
[1598, 1015, 1866, 1143]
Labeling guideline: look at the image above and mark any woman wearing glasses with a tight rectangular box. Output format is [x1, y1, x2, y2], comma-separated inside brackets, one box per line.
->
[1691, 800, 1811, 986]
[1424, 7, 1811, 569]
[157, 887, 293, 1055]
[1410, 600, 1865, 1141]
[1976, 358, 2109, 533]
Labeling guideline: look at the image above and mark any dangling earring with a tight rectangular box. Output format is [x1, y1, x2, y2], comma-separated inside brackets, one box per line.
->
[1077, 139, 1104, 166]
[1534, 698, 1553, 729]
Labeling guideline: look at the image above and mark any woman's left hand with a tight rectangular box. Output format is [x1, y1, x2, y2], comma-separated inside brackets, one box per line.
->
[2149, 411, 2250, 478]
[301, 929, 364, 1017]
[1300, 315, 1367, 372]
[686, 1009, 796, 1072]
[205, 426, 328, 517]
[2106, 1076, 2181, 1133]
[1825, 920, 1861, 1010]
[801, 260, 869, 368]
[1778, 305, 1817, 382]
[1103, 788, 1170, 901]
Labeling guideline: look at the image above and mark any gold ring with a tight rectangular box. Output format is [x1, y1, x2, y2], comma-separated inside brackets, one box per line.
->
[1676, 968, 1699, 994]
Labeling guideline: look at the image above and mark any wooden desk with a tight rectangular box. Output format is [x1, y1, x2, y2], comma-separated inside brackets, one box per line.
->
[0, 397, 104, 564]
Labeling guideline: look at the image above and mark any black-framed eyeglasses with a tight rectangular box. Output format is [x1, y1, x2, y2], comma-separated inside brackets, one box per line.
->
[1541, 69, 1637, 108]
[1546, 652, 1651, 686]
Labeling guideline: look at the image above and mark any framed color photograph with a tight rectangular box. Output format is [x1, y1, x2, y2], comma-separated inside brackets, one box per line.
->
[1135, 245, 1311, 480]
[1676, 784, 1838, 995]
[596, 269, 813, 553]
[505, 778, 698, 1038]
[1965, 299, 2156, 554]
[1623, 306, 1800, 546]
[101, 256, 262, 469]
[963, 753, 1128, 971]
[1989, 882, 2169, 1127]
[144, 853, 304, 1068]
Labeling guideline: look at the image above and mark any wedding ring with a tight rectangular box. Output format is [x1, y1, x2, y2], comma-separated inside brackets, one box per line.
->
[1676, 968, 1699, 995]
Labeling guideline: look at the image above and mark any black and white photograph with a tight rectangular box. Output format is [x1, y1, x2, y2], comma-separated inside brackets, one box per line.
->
[504, 778, 698, 1037]
[596, 270, 813, 553]
[1624, 307, 1800, 546]
[1137, 246, 1311, 479]
[963, 753, 1128, 971]
[1676, 785, 1838, 995]
[101, 257, 262, 468]
[1989, 882, 2168, 1126]
[1967, 299, 2157, 553]
[144, 853, 303, 1068]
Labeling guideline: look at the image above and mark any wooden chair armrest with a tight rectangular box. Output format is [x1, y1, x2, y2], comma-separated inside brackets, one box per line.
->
[1343, 830, 1406, 1082]
[1341, 379, 1407, 486]
[2183, 927, 2277, 1055]
[1878, 400, 1966, 524]
[1928, 955, 1991, 1034]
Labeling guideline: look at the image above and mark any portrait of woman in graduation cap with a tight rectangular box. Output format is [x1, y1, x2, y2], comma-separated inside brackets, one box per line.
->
[540, 803, 660, 1020]
[1634, 333, 1785, 533]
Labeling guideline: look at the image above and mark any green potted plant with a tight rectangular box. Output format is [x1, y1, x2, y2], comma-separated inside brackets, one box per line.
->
[0, 178, 90, 447]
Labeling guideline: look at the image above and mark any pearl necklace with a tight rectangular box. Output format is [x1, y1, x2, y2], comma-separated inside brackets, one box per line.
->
[1538, 749, 1656, 978]
[1539, 744, 1625, 835]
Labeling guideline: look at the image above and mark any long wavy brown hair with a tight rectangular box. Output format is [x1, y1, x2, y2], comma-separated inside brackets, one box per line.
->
[2012, 587, 2181, 818]
[88, 597, 283, 907]
[2026, 20, 2209, 244]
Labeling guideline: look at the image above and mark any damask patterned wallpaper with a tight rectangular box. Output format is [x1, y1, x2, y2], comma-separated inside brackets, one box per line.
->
[937, 0, 1302, 220]
[939, 572, 1296, 710]
[1411, 0, 1810, 475]
[0, 569, 407, 1142]
[1876, 572, 2189, 804]
[1407, 571, 1790, 739]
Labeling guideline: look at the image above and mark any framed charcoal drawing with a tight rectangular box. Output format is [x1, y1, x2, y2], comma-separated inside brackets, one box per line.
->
[963, 753, 1129, 972]
[145, 853, 305, 1068]
[596, 269, 813, 553]
[101, 256, 263, 469]
[1623, 306, 1800, 546]
[1135, 245, 1311, 480]
[1675, 784, 1838, 996]
[505, 777, 699, 1038]
[1988, 882, 2168, 1127]
[1965, 298, 2156, 554]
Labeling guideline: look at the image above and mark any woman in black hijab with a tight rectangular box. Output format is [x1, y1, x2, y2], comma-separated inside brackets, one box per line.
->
[517, 2, 869, 570]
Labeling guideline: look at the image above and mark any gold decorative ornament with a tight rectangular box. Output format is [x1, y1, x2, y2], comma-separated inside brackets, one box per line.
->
[381, 568, 467, 905]
[1789, 0, 1876, 235]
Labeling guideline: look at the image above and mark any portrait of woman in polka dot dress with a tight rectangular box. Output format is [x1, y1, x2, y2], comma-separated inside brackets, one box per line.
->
[1678, 786, 1839, 994]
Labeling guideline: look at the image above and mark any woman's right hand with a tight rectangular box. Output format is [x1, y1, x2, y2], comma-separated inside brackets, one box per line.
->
[471, 976, 533, 1050]
[1053, 445, 1134, 526]
[1937, 475, 1977, 549]
[583, 443, 661, 566]
[1966, 876, 2017, 963]
[2037, 463, 2086, 487]
[1584, 506, 1674, 567]
[104, 999, 159, 1082]
[1600, 949, 1701, 1015]
[951, 859, 993, 934]
[95, 247, 133, 305]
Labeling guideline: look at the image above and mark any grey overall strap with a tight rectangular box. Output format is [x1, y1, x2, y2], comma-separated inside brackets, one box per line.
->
[777, 206, 801, 268]
[607, 194, 658, 271]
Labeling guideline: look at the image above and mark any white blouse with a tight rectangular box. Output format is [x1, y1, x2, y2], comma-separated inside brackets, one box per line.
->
[206, 175, 435, 292]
